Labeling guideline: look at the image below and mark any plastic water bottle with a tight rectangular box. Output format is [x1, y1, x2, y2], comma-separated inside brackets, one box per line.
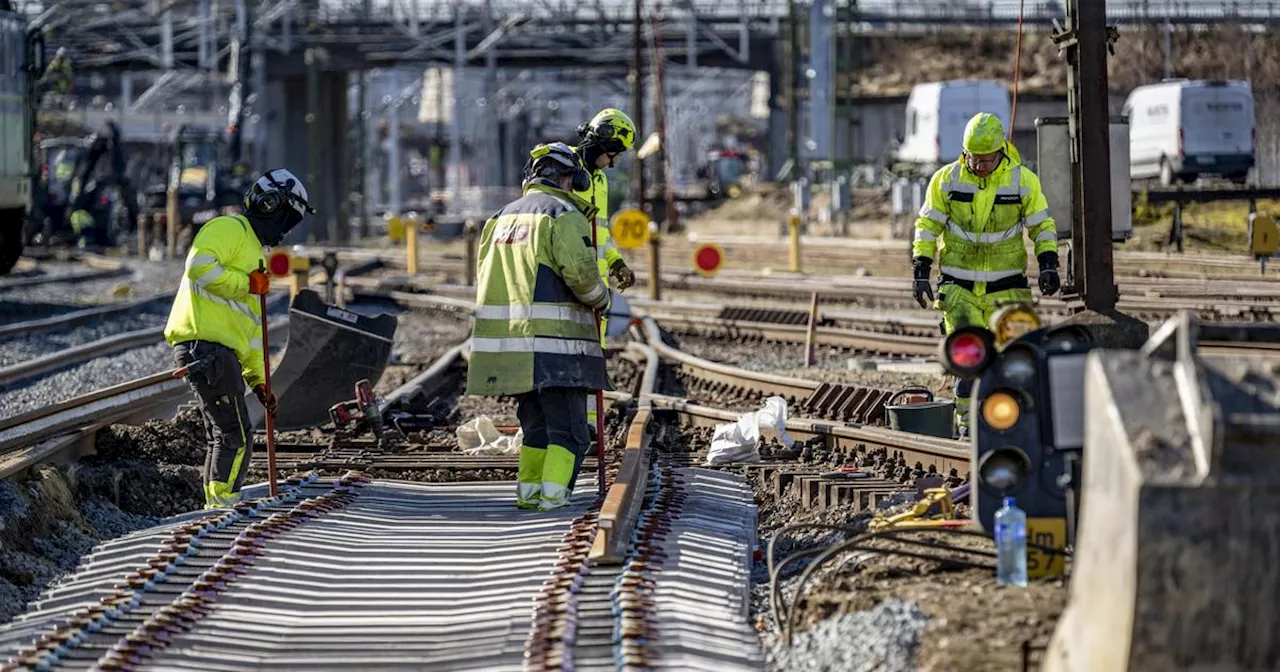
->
[994, 496, 1028, 587]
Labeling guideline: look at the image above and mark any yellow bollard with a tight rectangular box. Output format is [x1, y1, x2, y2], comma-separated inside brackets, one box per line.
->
[789, 214, 802, 273]
[405, 216, 419, 276]
[386, 212, 405, 243]
[288, 254, 311, 301]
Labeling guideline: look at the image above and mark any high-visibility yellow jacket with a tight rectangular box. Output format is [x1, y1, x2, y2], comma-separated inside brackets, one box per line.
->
[912, 143, 1058, 285]
[164, 214, 267, 387]
[466, 183, 611, 397]
[570, 152, 625, 279]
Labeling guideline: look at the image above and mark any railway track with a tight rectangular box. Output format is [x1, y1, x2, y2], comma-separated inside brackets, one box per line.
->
[0, 286, 992, 670]
[0, 318, 289, 479]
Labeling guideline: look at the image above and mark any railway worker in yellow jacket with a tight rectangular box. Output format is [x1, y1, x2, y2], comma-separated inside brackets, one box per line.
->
[164, 168, 314, 508]
[911, 113, 1061, 436]
[466, 143, 613, 511]
[572, 108, 639, 427]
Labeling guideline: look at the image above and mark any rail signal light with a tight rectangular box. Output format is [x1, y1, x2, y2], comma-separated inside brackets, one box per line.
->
[939, 326, 996, 379]
[268, 249, 292, 277]
[692, 243, 724, 277]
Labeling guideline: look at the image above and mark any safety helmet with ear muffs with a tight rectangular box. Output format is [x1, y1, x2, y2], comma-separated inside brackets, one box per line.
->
[244, 168, 315, 218]
[524, 142, 591, 193]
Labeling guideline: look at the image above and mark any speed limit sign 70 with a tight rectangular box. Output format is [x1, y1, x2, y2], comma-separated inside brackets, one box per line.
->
[610, 208, 650, 250]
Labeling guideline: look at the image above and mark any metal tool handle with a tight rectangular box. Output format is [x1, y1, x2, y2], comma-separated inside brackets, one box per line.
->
[258, 261, 279, 497]
[887, 386, 935, 407]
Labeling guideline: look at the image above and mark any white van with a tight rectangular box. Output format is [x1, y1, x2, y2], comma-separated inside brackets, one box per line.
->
[1123, 79, 1255, 185]
[895, 80, 1011, 168]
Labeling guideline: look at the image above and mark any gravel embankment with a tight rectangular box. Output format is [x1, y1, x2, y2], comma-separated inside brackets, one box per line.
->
[0, 260, 186, 321]
[0, 298, 289, 421]
[0, 302, 171, 367]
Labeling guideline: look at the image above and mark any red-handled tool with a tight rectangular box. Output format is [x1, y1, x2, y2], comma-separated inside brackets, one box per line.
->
[258, 261, 279, 496]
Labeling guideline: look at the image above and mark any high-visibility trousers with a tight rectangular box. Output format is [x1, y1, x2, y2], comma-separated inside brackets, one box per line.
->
[173, 340, 253, 509]
[935, 282, 1033, 434]
[516, 387, 590, 511]
[585, 315, 608, 423]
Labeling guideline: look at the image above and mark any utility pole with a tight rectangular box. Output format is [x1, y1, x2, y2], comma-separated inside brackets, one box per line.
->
[355, 0, 371, 238]
[632, 0, 646, 211]
[786, 0, 800, 177]
[1062, 0, 1117, 311]
[651, 6, 678, 234]
[1056, 0, 1147, 346]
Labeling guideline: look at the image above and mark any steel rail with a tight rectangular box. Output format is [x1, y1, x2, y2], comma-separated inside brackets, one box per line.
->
[0, 293, 170, 340]
[0, 317, 289, 472]
[593, 340, 660, 563]
[0, 326, 164, 387]
[0, 266, 131, 292]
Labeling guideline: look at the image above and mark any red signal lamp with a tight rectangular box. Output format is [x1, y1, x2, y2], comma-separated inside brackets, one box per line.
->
[267, 250, 292, 277]
[939, 326, 997, 379]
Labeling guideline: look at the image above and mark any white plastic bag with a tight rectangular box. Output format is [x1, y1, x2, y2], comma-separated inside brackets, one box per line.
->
[456, 416, 523, 455]
[705, 396, 794, 465]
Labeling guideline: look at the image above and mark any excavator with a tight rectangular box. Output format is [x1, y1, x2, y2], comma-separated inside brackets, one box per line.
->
[27, 121, 137, 249]
[141, 123, 253, 253]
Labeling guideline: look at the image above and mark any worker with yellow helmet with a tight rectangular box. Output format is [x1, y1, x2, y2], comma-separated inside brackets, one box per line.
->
[571, 108, 639, 428]
[911, 112, 1060, 437]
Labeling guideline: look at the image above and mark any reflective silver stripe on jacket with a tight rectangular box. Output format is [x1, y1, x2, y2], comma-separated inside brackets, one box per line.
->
[474, 304, 597, 327]
[471, 336, 605, 358]
[940, 266, 1023, 282]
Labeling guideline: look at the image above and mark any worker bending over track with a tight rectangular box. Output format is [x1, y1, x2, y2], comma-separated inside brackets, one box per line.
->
[164, 169, 315, 509]
[467, 143, 613, 511]
[571, 108, 639, 429]
[911, 113, 1060, 436]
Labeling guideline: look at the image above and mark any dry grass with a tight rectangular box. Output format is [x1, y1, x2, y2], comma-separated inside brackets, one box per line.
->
[852, 25, 1280, 98]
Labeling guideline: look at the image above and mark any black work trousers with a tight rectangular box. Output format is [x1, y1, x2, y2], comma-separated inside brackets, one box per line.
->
[173, 340, 253, 508]
[516, 386, 591, 494]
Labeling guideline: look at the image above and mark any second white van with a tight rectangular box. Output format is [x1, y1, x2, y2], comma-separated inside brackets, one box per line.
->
[1123, 79, 1255, 185]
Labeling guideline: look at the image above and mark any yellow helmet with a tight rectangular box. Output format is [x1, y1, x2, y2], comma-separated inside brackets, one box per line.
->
[578, 108, 638, 152]
[963, 112, 1006, 155]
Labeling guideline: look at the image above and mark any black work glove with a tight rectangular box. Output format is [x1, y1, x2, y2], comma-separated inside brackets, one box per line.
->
[1037, 251, 1061, 297]
[609, 258, 635, 291]
[254, 384, 278, 417]
[912, 256, 935, 309]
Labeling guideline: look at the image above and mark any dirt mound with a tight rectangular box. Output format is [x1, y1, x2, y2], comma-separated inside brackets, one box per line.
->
[91, 409, 206, 466]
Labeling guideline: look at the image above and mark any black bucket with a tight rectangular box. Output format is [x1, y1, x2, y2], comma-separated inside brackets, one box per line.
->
[884, 387, 955, 438]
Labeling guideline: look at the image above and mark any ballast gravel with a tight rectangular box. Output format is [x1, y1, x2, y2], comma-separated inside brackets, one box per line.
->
[0, 260, 185, 320]
[764, 599, 929, 672]
[0, 302, 171, 367]
[0, 342, 174, 420]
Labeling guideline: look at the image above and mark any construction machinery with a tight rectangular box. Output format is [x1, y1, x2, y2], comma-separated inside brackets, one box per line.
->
[142, 123, 252, 252]
[27, 122, 137, 249]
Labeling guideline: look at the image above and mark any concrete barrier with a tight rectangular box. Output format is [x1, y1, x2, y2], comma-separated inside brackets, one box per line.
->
[1045, 312, 1280, 671]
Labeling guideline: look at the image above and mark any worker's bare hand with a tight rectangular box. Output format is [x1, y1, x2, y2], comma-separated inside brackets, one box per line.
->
[609, 260, 635, 291]
[248, 270, 271, 296]
[254, 384, 278, 416]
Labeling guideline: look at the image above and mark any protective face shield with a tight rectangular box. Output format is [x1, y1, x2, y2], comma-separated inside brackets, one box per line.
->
[243, 168, 315, 246]
[525, 142, 591, 193]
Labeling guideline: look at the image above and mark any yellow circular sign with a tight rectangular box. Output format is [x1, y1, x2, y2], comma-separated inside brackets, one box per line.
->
[610, 208, 650, 250]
